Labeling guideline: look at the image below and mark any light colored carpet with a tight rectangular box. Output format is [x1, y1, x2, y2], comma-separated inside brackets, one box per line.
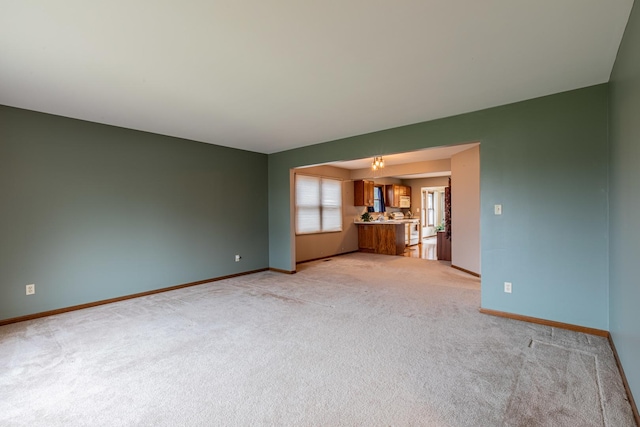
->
[0, 253, 635, 426]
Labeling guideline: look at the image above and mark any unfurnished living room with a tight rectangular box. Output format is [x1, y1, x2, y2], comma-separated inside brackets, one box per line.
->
[1, 2, 639, 426]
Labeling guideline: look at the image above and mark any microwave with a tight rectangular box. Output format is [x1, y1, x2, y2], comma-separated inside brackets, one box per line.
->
[399, 195, 411, 208]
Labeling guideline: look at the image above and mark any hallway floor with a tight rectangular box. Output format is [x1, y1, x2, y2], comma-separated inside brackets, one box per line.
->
[403, 236, 438, 260]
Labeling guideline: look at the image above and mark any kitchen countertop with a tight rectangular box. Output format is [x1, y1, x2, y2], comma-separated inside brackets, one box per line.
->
[355, 221, 403, 225]
[355, 219, 419, 224]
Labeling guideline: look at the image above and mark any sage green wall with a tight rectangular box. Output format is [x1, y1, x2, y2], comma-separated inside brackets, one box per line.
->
[0, 105, 268, 321]
[269, 85, 609, 329]
[609, 1, 640, 406]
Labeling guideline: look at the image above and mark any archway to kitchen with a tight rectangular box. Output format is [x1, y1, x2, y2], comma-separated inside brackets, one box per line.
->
[291, 142, 480, 278]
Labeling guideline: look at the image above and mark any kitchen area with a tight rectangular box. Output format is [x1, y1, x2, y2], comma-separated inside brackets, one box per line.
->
[293, 144, 478, 275]
[353, 180, 421, 256]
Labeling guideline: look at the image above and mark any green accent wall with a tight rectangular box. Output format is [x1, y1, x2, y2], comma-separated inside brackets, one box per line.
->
[609, 1, 640, 405]
[269, 85, 609, 330]
[0, 106, 268, 321]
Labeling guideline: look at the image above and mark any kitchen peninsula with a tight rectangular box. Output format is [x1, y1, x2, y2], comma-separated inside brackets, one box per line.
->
[355, 221, 405, 255]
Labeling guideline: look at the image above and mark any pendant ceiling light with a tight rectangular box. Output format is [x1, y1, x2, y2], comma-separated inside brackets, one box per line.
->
[371, 156, 384, 171]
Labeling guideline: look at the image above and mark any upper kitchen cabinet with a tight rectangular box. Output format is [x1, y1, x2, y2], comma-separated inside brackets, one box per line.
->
[354, 180, 374, 206]
[385, 185, 398, 207]
[385, 185, 411, 208]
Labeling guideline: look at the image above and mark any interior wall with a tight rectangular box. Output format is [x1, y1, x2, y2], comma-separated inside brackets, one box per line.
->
[269, 84, 609, 330]
[609, 0, 640, 406]
[451, 146, 481, 275]
[294, 165, 359, 263]
[0, 105, 269, 321]
[406, 176, 450, 219]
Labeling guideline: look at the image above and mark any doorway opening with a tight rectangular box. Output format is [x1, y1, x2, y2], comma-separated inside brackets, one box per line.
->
[421, 186, 446, 239]
[402, 186, 447, 261]
[289, 142, 480, 276]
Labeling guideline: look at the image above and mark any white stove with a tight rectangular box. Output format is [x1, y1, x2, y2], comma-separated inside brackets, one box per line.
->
[389, 212, 420, 246]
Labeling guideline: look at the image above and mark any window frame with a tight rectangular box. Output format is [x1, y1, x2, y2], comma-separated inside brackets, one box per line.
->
[427, 191, 435, 226]
[373, 185, 384, 213]
[294, 174, 343, 235]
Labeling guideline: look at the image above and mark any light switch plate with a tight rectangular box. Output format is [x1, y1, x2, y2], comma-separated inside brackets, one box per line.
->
[494, 204, 502, 215]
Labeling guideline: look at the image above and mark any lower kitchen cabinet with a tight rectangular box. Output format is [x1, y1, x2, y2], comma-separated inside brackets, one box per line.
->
[358, 224, 376, 251]
[357, 223, 405, 256]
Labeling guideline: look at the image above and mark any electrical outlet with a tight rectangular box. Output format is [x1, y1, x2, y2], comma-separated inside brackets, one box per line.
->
[235, 254, 241, 262]
[26, 284, 35, 295]
[504, 282, 512, 293]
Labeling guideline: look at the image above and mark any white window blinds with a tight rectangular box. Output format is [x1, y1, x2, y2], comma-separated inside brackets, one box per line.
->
[295, 175, 342, 234]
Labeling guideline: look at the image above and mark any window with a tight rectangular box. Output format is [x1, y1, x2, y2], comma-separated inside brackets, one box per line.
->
[295, 174, 342, 234]
[427, 191, 435, 226]
[373, 186, 383, 212]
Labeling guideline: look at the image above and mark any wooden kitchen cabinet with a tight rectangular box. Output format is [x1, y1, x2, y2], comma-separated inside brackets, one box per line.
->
[385, 184, 410, 208]
[385, 185, 398, 208]
[357, 224, 377, 251]
[357, 223, 405, 255]
[354, 180, 374, 206]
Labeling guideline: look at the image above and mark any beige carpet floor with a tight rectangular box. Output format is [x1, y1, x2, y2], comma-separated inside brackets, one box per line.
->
[0, 253, 635, 426]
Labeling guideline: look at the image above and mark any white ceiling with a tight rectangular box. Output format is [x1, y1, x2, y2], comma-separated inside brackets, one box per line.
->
[327, 143, 478, 170]
[0, 1, 634, 154]
[312, 143, 477, 179]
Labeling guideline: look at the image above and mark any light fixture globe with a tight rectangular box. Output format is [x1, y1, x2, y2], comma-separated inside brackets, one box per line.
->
[371, 156, 384, 171]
